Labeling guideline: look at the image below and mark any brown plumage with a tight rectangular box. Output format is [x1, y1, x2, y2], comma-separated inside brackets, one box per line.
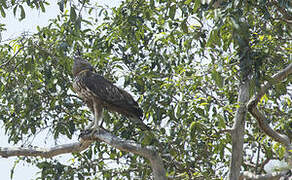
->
[72, 56, 150, 131]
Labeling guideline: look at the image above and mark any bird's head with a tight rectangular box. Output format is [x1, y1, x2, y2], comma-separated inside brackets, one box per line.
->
[72, 56, 95, 77]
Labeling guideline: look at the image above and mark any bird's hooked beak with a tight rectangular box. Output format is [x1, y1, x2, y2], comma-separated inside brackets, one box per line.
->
[72, 56, 96, 77]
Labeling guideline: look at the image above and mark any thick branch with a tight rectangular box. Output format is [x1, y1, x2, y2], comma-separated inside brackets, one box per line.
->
[239, 170, 291, 180]
[247, 63, 292, 147]
[229, 80, 250, 180]
[247, 63, 292, 169]
[248, 106, 290, 146]
[0, 140, 93, 158]
[251, 63, 292, 106]
[81, 129, 167, 180]
[0, 129, 167, 180]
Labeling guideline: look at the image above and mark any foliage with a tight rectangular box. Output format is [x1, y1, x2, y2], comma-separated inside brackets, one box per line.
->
[0, 0, 291, 179]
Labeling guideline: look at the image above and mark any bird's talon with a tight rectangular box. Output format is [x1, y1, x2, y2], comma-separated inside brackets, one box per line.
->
[79, 128, 100, 139]
[79, 129, 93, 139]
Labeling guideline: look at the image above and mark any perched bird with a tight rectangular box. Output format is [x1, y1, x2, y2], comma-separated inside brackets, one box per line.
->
[72, 56, 150, 131]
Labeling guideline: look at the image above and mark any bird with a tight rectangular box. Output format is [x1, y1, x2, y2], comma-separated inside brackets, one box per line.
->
[72, 56, 150, 132]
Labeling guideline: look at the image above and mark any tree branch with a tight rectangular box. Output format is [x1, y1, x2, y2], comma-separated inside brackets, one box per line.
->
[0, 46, 24, 68]
[247, 63, 292, 169]
[239, 170, 291, 180]
[249, 63, 292, 106]
[229, 80, 250, 180]
[0, 128, 167, 180]
[81, 129, 167, 180]
[270, 0, 292, 22]
[247, 63, 292, 147]
[0, 140, 93, 158]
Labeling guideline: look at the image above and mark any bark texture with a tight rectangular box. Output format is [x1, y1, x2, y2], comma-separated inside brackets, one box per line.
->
[229, 80, 250, 180]
[248, 63, 292, 169]
[0, 129, 167, 180]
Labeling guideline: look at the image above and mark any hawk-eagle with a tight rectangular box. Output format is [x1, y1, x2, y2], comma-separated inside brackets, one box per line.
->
[72, 56, 150, 131]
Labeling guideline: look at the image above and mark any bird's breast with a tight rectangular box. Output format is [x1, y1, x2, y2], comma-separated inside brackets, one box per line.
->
[73, 77, 95, 101]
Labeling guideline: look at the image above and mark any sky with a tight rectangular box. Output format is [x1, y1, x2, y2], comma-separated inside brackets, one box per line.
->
[0, 1, 121, 179]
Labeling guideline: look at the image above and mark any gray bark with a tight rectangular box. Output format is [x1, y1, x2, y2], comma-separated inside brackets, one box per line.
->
[0, 129, 167, 180]
[229, 80, 250, 180]
[248, 63, 292, 169]
[81, 129, 167, 180]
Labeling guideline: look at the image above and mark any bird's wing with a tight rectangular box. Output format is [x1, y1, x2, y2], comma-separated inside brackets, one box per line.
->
[80, 71, 143, 119]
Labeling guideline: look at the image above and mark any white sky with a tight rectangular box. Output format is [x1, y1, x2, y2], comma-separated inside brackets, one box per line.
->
[0, 1, 121, 179]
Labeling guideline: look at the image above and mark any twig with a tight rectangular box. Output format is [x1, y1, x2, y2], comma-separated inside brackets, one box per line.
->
[0, 46, 24, 68]
[271, 0, 292, 21]
[259, 158, 270, 174]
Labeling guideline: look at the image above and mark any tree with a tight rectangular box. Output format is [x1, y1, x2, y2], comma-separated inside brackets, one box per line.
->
[0, 0, 291, 179]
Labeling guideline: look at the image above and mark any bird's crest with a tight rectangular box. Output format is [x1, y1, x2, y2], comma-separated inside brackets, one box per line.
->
[72, 55, 94, 77]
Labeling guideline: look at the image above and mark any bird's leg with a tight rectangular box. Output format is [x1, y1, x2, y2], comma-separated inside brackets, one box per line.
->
[85, 118, 94, 130]
[92, 103, 103, 130]
[81, 103, 103, 137]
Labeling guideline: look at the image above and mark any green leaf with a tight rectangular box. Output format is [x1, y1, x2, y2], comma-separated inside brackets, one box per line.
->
[185, 0, 192, 5]
[75, 17, 81, 30]
[0, 5, 5, 18]
[26, 0, 31, 6]
[58, 0, 64, 12]
[181, 18, 188, 33]
[169, 4, 176, 20]
[211, 70, 224, 88]
[70, 6, 77, 21]
[150, 0, 155, 8]
[19, 5, 25, 20]
[193, 0, 201, 13]
[13, 5, 17, 16]
[39, 1, 46, 12]
[1, 0, 7, 8]
[217, 115, 226, 129]
[170, 148, 177, 156]
[142, 134, 154, 145]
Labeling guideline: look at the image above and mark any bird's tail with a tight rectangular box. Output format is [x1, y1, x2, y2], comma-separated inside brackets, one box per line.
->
[129, 116, 151, 131]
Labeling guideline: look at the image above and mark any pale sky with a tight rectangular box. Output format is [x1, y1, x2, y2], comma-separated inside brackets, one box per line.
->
[0, 1, 121, 179]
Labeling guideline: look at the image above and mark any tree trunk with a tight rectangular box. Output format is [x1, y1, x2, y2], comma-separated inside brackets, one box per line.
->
[229, 80, 250, 180]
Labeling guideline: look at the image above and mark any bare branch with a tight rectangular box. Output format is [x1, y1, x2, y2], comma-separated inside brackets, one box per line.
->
[259, 158, 271, 174]
[0, 140, 93, 158]
[81, 129, 167, 180]
[239, 170, 291, 180]
[0, 128, 167, 180]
